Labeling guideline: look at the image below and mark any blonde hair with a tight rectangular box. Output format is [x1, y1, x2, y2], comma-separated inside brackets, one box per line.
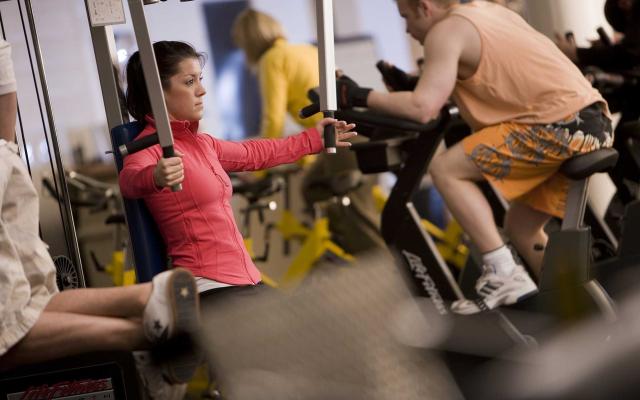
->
[404, 0, 459, 9]
[232, 9, 286, 65]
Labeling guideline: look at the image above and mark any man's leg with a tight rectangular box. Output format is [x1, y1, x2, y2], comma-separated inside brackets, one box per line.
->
[431, 142, 537, 314]
[46, 268, 198, 346]
[2, 270, 201, 384]
[45, 283, 151, 319]
[504, 202, 551, 278]
[430, 142, 504, 252]
[0, 311, 146, 371]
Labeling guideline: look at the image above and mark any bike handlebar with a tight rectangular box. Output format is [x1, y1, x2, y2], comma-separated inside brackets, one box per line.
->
[300, 84, 455, 134]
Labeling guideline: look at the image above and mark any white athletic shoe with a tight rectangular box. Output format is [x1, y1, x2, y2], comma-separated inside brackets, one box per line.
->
[143, 268, 199, 344]
[451, 264, 538, 315]
[134, 351, 188, 400]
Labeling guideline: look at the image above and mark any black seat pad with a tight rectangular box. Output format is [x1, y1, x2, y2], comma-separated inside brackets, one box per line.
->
[330, 170, 363, 196]
[232, 176, 282, 203]
[560, 148, 619, 180]
[306, 170, 363, 199]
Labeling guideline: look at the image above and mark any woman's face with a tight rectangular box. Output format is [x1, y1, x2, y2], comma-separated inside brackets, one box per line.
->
[164, 57, 206, 122]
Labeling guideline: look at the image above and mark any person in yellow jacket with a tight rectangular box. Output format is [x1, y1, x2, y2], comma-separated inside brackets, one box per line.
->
[232, 9, 382, 254]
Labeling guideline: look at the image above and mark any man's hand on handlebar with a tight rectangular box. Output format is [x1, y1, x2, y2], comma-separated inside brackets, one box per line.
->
[336, 73, 372, 109]
[376, 60, 420, 92]
[153, 151, 184, 189]
[316, 118, 357, 148]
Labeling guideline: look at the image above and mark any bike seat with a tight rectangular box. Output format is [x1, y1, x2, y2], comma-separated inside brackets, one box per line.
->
[305, 170, 363, 200]
[233, 176, 283, 203]
[560, 148, 619, 180]
[617, 121, 640, 141]
[328, 170, 363, 196]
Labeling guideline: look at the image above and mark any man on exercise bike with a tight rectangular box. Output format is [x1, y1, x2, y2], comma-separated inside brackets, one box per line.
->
[336, 0, 613, 314]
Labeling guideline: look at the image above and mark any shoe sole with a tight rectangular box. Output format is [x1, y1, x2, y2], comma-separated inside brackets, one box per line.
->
[165, 268, 201, 383]
[499, 285, 539, 307]
[169, 268, 200, 334]
[514, 287, 539, 303]
[453, 286, 539, 315]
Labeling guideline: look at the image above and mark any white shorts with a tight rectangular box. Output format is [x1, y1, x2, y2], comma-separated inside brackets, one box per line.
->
[0, 142, 58, 356]
[0, 39, 17, 96]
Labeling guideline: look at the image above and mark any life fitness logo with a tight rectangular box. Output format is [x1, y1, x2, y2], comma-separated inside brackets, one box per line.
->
[402, 250, 448, 315]
[7, 378, 113, 400]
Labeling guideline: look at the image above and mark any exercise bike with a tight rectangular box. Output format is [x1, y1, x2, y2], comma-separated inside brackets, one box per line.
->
[231, 165, 359, 289]
[308, 96, 620, 395]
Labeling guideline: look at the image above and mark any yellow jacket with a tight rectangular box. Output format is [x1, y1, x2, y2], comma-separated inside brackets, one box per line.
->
[258, 39, 322, 139]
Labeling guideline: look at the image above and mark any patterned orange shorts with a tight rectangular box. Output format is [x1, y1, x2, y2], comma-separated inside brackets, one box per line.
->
[462, 103, 613, 218]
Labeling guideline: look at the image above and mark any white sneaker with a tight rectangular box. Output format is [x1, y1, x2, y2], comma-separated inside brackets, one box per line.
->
[134, 351, 188, 400]
[143, 268, 199, 344]
[451, 264, 538, 315]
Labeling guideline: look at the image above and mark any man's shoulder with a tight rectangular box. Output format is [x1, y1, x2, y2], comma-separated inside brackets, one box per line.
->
[425, 14, 477, 48]
[432, 12, 475, 36]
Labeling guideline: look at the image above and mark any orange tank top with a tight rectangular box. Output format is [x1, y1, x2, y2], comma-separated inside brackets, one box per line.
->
[449, 2, 606, 131]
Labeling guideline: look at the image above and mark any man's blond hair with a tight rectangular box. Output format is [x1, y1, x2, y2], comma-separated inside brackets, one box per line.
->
[404, 0, 460, 9]
[232, 9, 286, 66]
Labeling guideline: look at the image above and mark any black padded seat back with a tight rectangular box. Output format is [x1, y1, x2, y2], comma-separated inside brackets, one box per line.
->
[110, 121, 168, 282]
[560, 148, 619, 180]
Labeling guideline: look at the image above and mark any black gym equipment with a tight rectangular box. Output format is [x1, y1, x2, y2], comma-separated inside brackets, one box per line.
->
[562, 28, 640, 297]
[0, 352, 143, 399]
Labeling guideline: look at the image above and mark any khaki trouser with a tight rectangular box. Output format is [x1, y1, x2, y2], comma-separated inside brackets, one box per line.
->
[0, 39, 17, 95]
[0, 142, 58, 356]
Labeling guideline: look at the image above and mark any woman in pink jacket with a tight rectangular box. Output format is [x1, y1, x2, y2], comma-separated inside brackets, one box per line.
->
[120, 41, 355, 295]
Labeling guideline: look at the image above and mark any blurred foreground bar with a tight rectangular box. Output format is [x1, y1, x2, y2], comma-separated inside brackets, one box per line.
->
[199, 250, 461, 400]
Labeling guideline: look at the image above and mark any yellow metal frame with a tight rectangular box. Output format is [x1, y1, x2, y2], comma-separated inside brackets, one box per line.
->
[244, 209, 354, 289]
[280, 214, 354, 288]
[103, 250, 137, 286]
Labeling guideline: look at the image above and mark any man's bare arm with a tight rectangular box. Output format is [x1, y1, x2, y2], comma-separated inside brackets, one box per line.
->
[0, 91, 17, 142]
[367, 18, 468, 124]
[0, 39, 17, 142]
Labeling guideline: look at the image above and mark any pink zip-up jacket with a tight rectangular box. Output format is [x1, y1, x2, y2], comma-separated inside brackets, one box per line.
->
[119, 116, 323, 285]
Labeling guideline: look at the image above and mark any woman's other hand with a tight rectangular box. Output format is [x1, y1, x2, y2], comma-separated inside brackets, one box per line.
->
[316, 118, 357, 147]
[153, 151, 184, 188]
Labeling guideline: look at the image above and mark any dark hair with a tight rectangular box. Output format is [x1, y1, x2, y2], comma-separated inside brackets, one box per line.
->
[125, 41, 206, 121]
[604, 0, 640, 33]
